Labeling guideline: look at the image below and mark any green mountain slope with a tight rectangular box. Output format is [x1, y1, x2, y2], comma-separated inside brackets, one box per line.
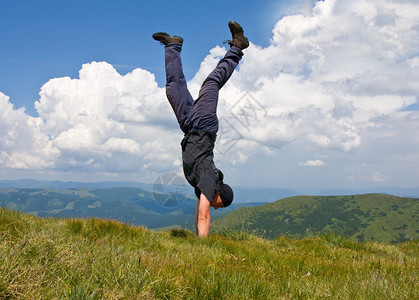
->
[212, 194, 419, 243]
[1, 207, 417, 299]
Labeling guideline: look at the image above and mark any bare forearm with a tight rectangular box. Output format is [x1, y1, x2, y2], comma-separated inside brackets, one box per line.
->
[195, 193, 211, 238]
[196, 215, 210, 237]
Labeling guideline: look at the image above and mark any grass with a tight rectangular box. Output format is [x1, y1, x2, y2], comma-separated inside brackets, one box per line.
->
[1, 207, 418, 299]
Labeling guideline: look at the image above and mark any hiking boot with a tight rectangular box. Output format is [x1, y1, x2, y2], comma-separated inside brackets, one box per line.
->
[225, 21, 249, 50]
[152, 32, 183, 45]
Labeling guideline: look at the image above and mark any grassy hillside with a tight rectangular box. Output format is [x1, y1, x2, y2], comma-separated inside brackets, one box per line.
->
[212, 194, 419, 243]
[1, 207, 418, 299]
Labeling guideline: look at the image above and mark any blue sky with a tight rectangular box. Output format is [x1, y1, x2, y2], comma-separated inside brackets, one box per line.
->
[0, 0, 418, 191]
[1, 0, 301, 115]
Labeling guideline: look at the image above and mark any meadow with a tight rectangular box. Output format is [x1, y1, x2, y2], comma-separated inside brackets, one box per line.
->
[1, 207, 417, 299]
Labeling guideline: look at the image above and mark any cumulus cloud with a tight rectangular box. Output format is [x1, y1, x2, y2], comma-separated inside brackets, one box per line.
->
[300, 160, 326, 167]
[0, 0, 418, 187]
[0, 92, 58, 169]
[1, 62, 184, 177]
[221, 0, 419, 155]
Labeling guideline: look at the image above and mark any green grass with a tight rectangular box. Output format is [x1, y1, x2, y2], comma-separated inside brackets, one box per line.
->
[1, 207, 418, 299]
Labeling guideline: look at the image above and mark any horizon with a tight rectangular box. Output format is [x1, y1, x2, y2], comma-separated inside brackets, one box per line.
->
[1, 0, 418, 190]
[1, 178, 418, 200]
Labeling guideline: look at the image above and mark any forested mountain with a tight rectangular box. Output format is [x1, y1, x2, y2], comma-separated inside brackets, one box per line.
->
[212, 194, 419, 243]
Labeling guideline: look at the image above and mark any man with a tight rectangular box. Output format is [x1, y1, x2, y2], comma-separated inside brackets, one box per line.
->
[152, 21, 249, 237]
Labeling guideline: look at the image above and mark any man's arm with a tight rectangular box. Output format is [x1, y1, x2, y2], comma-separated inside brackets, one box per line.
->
[195, 193, 211, 237]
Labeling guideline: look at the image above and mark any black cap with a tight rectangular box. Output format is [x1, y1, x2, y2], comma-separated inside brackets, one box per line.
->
[219, 183, 234, 207]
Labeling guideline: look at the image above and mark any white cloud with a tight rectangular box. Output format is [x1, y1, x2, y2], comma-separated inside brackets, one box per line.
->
[102, 137, 140, 154]
[299, 160, 326, 167]
[0, 92, 58, 169]
[218, 0, 417, 158]
[1, 62, 183, 177]
[0, 0, 418, 188]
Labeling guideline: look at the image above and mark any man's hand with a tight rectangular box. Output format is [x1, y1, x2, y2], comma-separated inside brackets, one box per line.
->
[195, 193, 211, 237]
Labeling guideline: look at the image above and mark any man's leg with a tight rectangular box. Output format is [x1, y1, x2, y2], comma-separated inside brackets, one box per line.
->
[165, 43, 194, 133]
[192, 46, 243, 118]
[204, 46, 243, 90]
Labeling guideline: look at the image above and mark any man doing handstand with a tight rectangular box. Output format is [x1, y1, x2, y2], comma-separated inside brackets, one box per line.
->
[152, 21, 249, 237]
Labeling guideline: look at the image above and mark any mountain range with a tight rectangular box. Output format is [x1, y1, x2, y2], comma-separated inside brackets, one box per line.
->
[0, 180, 418, 243]
[1, 179, 419, 200]
[0, 186, 264, 230]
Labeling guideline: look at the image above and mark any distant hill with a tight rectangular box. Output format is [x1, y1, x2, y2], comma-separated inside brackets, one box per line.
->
[2, 179, 419, 200]
[1, 184, 418, 243]
[0, 179, 300, 203]
[212, 194, 419, 243]
[0, 187, 264, 229]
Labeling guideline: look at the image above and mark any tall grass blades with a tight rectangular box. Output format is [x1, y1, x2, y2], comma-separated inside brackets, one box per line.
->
[0, 207, 417, 299]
